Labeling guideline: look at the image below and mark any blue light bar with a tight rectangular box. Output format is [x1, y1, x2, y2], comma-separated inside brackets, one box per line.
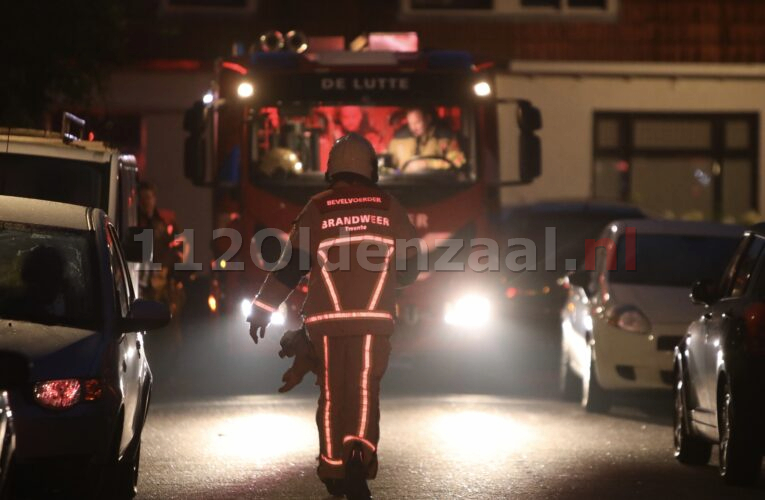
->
[426, 51, 474, 70]
[250, 52, 301, 69]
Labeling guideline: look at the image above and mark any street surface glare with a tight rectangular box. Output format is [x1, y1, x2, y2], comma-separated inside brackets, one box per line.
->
[138, 394, 765, 499]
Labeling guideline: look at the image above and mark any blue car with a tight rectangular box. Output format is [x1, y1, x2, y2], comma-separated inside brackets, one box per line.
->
[0, 196, 169, 498]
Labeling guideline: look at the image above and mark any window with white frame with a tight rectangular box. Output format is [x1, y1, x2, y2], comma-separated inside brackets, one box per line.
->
[593, 112, 759, 223]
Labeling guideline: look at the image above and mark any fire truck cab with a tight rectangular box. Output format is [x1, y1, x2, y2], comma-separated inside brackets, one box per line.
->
[183, 32, 542, 342]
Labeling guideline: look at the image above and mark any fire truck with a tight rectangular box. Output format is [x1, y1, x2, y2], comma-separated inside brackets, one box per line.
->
[183, 32, 542, 348]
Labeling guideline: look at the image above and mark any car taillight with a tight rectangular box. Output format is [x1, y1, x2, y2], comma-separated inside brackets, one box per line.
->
[744, 302, 765, 355]
[34, 379, 81, 409]
[83, 379, 103, 401]
[34, 378, 103, 409]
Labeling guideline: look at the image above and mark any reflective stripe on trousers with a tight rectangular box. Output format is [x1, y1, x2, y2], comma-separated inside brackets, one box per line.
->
[313, 333, 391, 480]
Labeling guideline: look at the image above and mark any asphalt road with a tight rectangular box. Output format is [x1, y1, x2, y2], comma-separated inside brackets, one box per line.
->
[134, 318, 765, 500]
[138, 393, 765, 500]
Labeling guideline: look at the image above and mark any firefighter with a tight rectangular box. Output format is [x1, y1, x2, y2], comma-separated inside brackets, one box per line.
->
[246, 133, 419, 499]
[137, 181, 186, 342]
[334, 106, 384, 152]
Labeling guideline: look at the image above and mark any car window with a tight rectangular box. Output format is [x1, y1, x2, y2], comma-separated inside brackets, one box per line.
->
[728, 236, 765, 298]
[718, 236, 752, 297]
[108, 224, 135, 303]
[0, 153, 110, 210]
[587, 227, 612, 295]
[0, 223, 101, 329]
[748, 246, 765, 300]
[609, 233, 739, 288]
[106, 224, 130, 318]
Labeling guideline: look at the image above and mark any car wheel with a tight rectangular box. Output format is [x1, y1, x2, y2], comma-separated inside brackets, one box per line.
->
[100, 424, 141, 500]
[673, 368, 711, 465]
[559, 349, 581, 401]
[0, 457, 15, 500]
[718, 379, 762, 486]
[111, 440, 140, 499]
[581, 346, 610, 413]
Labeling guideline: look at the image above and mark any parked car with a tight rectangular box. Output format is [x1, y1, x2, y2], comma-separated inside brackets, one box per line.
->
[560, 219, 741, 412]
[499, 200, 647, 322]
[0, 195, 169, 498]
[0, 351, 29, 498]
[673, 224, 765, 486]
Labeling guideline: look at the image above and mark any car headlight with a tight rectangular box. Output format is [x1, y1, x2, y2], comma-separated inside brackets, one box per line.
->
[444, 294, 491, 328]
[33, 379, 103, 410]
[608, 305, 651, 333]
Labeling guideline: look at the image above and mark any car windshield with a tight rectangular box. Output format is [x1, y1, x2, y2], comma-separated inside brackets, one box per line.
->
[246, 104, 473, 186]
[610, 233, 740, 288]
[0, 223, 100, 329]
[0, 153, 109, 210]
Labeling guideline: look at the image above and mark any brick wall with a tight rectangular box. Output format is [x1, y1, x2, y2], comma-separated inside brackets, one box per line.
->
[124, 0, 765, 64]
[401, 0, 765, 62]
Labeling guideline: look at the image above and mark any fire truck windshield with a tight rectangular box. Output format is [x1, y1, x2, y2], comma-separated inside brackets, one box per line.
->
[250, 104, 474, 185]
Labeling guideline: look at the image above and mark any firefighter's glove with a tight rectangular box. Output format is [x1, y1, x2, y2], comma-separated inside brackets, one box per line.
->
[246, 306, 270, 344]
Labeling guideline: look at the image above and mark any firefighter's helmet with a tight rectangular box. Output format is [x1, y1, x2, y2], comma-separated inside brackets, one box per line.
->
[326, 133, 378, 183]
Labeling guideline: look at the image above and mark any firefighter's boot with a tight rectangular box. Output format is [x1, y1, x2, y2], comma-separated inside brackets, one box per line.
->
[321, 478, 345, 497]
[344, 444, 371, 500]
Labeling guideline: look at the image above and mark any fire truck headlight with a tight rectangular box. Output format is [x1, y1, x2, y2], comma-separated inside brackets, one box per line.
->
[237, 81, 255, 98]
[241, 299, 287, 326]
[473, 81, 492, 97]
[270, 308, 286, 326]
[241, 299, 253, 319]
[444, 294, 491, 328]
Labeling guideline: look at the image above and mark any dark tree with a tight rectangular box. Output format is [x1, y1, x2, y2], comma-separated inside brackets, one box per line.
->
[0, 0, 124, 127]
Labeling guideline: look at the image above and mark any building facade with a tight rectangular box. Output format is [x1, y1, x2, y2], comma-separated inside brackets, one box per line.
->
[98, 0, 765, 234]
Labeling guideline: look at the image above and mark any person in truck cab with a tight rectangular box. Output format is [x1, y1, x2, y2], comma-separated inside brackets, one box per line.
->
[387, 107, 465, 172]
[333, 106, 384, 153]
[246, 133, 419, 499]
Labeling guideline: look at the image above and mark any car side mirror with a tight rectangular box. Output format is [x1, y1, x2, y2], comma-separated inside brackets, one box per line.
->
[119, 299, 171, 333]
[0, 351, 30, 390]
[517, 100, 542, 183]
[567, 270, 590, 290]
[183, 100, 210, 187]
[690, 280, 718, 306]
